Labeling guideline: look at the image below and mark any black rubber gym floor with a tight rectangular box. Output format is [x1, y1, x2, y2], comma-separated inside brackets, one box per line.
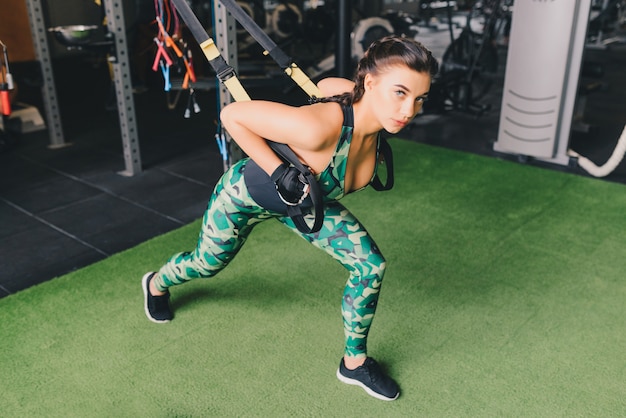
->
[1, 33, 624, 298]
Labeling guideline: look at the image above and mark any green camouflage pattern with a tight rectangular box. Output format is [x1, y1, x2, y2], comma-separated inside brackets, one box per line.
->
[153, 106, 386, 357]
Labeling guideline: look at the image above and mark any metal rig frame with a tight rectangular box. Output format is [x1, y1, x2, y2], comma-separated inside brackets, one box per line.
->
[25, 0, 141, 176]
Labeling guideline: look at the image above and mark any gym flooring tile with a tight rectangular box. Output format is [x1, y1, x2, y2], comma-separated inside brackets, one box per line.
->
[0, 211, 106, 295]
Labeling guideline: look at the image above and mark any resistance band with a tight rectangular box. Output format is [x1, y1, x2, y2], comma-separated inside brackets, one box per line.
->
[0, 40, 14, 116]
[169, 0, 323, 233]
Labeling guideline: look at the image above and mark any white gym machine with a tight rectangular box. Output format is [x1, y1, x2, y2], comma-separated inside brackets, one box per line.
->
[494, 0, 593, 166]
[493, 0, 626, 177]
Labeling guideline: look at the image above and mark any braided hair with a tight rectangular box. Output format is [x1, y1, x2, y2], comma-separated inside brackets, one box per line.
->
[316, 35, 439, 106]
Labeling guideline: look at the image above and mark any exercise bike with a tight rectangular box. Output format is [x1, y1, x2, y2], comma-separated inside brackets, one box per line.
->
[424, 0, 511, 116]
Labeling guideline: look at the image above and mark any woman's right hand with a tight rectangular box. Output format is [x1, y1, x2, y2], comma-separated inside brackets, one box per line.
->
[271, 163, 310, 205]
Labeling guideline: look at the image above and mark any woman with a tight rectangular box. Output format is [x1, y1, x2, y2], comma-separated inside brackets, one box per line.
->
[142, 35, 438, 401]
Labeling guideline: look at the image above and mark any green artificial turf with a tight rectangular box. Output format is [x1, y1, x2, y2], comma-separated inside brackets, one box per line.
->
[2, 139, 625, 417]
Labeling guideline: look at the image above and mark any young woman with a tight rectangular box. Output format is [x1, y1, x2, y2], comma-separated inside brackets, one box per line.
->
[142, 35, 438, 401]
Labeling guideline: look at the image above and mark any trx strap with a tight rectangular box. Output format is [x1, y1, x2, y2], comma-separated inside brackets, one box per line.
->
[169, 0, 250, 101]
[217, 0, 322, 99]
[370, 138, 394, 191]
[170, 0, 324, 233]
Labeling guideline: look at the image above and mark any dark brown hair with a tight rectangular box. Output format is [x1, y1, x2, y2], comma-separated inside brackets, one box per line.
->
[317, 35, 439, 106]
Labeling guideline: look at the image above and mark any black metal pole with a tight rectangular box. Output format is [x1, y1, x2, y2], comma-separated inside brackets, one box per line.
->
[335, 0, 351, 78]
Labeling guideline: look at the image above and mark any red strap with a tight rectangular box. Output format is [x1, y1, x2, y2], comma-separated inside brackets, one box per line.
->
[1, 90, 11, 116]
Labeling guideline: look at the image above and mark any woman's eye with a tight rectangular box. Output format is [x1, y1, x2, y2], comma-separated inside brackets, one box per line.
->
[395, 90, 405, 97]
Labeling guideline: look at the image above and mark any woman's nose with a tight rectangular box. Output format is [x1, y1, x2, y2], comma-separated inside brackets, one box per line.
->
[402, 101, 416, 119]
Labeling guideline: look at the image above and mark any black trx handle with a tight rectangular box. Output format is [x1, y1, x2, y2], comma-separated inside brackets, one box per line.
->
[268, 141, 324, 234]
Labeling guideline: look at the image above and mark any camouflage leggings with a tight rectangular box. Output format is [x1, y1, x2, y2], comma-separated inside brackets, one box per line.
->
[153, 159, 386, 358]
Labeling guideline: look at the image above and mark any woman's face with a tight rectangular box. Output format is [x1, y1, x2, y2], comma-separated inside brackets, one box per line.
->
[364, 64, 432, 134]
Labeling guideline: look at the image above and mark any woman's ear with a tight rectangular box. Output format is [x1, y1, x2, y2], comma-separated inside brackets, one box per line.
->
[364, 73, 375, 92]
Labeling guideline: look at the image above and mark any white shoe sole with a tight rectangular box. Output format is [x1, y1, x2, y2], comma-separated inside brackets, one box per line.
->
[336, 368, 399, 401]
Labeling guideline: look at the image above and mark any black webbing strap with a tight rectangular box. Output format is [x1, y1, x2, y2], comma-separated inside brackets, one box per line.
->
[268, 141, 324, 234]
[169, 0, 324, 233]
[218, 0, 322, 98]
[370, 138, 395, 191]
[170, 0, 252, 101]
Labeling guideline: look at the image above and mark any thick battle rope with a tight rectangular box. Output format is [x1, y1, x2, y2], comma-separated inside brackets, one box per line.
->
[568, 124, 626, 177]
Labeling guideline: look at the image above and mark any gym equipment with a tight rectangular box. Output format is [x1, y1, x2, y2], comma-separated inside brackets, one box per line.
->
[170, 0, 324, 233]
[218, 0, 321, 98]
[5, 104, 46, 133]
[36, 0, 140, 173]
[1, 39, 14, 152]
[270, 1, 303, 39]
[351, 17, 395, 60]
[568, 125, 626, 177]
[1, 40, 46, 151]
[418, 0, 459, 30]
[305, 15, 396, 80]
[587, 0, 626, 48]
[1, 40, 14, 116]
[493, 0, 591, 166]
[151, 0, 200, 119]
[424, 0, 505, 115]
[47, 25, 100, 47]
[25, 0, 66, 148]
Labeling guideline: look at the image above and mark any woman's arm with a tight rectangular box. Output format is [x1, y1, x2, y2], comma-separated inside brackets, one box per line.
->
[220, 100, 341, 175]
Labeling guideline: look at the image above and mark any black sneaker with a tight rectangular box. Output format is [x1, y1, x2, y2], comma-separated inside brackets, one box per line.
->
[336, 357, 400, 401]
[142, 272, 173, 323]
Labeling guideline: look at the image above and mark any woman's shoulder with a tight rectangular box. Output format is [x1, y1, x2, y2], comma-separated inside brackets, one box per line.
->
[306, 100, 345, 122]
[281, 102, 345, 153]
[306, 102, 346, 135]
[317, 77, 355, 96]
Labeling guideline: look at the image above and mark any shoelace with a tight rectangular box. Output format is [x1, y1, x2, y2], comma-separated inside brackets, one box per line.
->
[152, 292, 170, 309]
[362, 360, 380, 383]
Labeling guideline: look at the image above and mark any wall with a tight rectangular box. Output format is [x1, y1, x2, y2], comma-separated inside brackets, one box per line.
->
[0, 0, 36, 61]
[0, 0, 133, 61]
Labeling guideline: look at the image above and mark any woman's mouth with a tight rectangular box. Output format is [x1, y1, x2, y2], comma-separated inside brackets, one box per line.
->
[392, 119, 408, 128]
